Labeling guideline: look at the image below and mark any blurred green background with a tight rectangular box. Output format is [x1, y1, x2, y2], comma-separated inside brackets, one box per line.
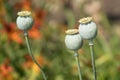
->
[0, 0, 120, 80]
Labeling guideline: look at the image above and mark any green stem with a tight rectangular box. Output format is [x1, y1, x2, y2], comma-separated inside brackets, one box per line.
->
[24, 32, 47, 80]
[89, 40, 97, 80]
[74, 51, 83, 80]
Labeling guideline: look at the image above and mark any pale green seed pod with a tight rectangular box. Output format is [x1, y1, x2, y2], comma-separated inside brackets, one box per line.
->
[78, 17, 97, 40]
[65, 29, 83, 51]
[16, 11, 34, 31]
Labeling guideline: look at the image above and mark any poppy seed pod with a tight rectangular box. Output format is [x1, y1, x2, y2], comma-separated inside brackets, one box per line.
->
[78, 17, 97, 40]
[16, 11, 34, 31]
[65, 29, 83, 51]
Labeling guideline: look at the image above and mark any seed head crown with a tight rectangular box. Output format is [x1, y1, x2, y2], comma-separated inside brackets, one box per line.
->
[78, 17, 92, 24]
[65, 29, 79, 35]
[17, 11, 31, 17]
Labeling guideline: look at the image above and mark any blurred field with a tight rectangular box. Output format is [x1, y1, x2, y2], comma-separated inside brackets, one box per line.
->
[0, 0, 120, 80]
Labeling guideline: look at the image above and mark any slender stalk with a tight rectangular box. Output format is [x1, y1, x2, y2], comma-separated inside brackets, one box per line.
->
[89, 40, 97, 80]
[74, 51, 83, 80]
[24, 32, 47, 80]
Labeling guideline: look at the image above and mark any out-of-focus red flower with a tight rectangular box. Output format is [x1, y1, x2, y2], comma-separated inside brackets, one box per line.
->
[0, 0, 47, 43]
[0, 19, 43, 43]
[0, 59, 13, 80]
[22, 0, 31, 10]
[28, 27, 42, 39]
[23, 54, 47, 69]
[23, 54, 33, 69]
[34, 9, 47, 27]
[0, 21, 23, 44]
[10, 31, 23, 44]
[27, 9, 47, 39]
[13, 0, 31, 11]
[31, 54, 48, 73]
[37, 55, 47, 66]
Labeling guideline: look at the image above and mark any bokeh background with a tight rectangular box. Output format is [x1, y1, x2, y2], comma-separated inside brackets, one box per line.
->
[0, 0, 120, 80]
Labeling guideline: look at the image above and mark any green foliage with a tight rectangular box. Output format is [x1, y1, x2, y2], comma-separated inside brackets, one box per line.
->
[0, 0, 120, 80]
